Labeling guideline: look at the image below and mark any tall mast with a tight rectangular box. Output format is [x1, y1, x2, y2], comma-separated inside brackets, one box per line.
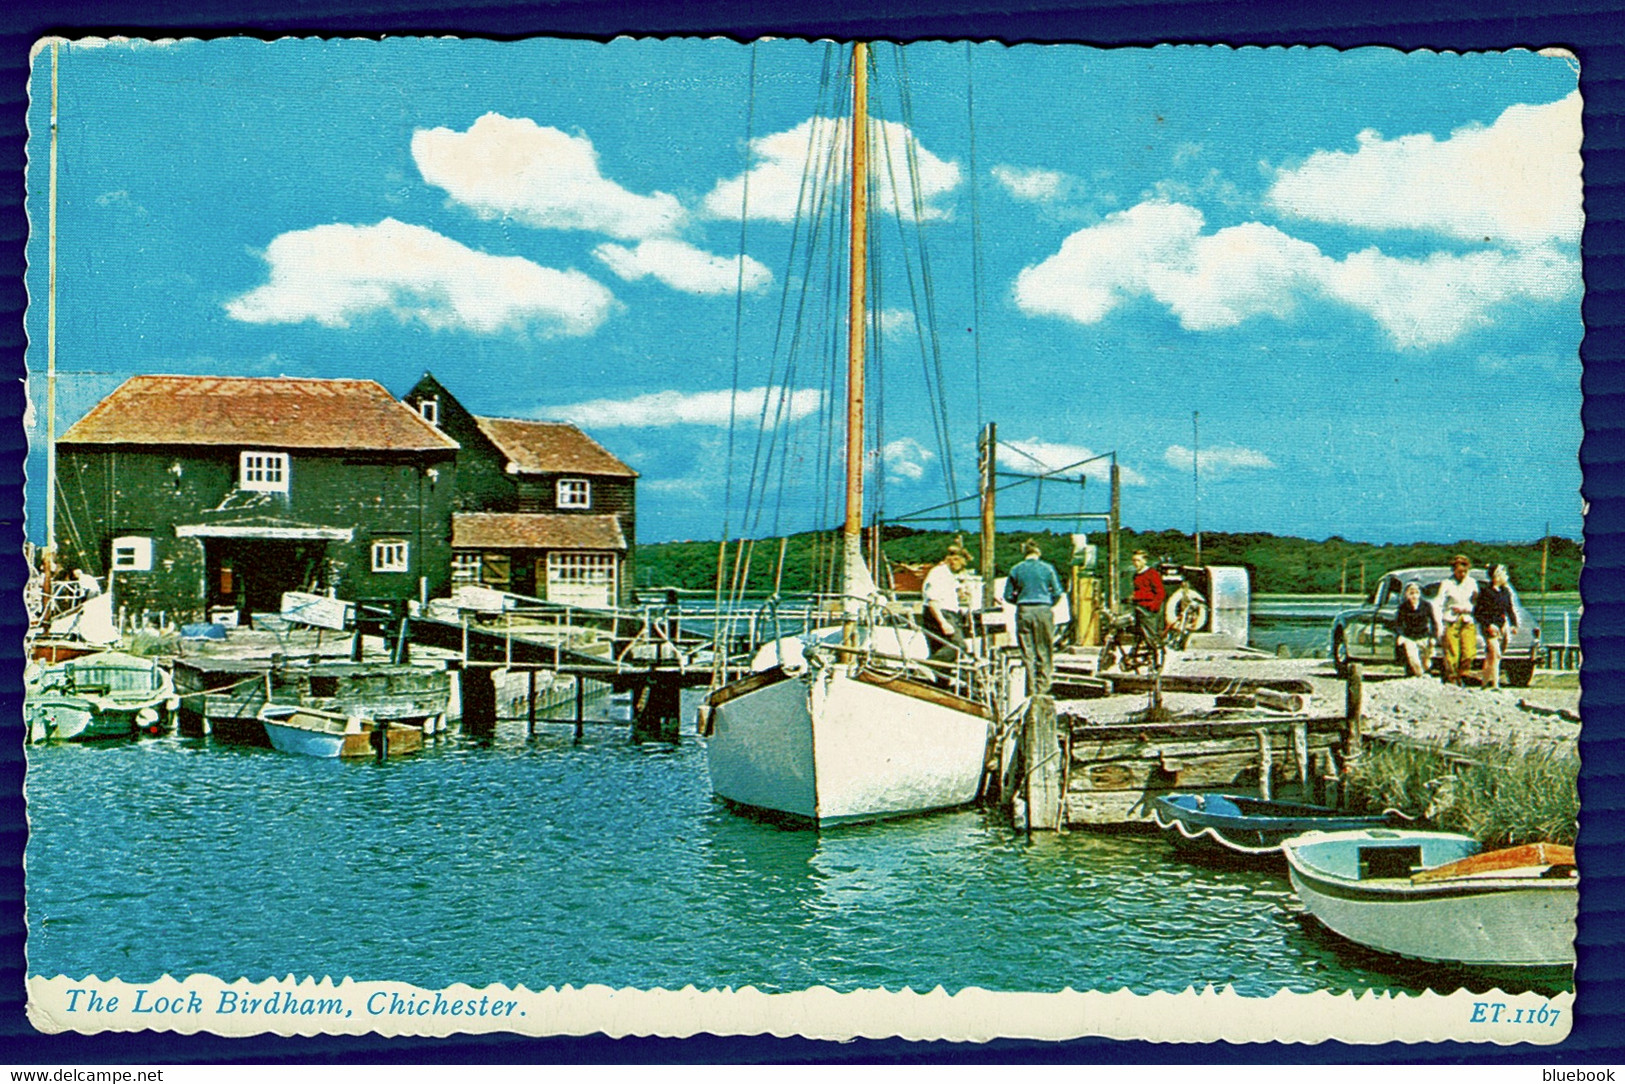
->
[841, 41, 869, 601]
[45, 41, 60, 568]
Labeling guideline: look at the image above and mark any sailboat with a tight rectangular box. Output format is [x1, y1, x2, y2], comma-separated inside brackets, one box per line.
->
[702, 43, 1011, 827]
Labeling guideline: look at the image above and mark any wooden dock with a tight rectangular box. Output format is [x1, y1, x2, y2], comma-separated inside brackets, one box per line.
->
[1006, 651, 1360, 830]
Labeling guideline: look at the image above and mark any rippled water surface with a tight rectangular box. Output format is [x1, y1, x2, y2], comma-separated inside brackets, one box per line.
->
[25, 714, 1567, 996]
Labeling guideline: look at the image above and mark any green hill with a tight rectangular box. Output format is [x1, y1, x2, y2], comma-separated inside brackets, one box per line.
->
[634, 527, 1581, 597]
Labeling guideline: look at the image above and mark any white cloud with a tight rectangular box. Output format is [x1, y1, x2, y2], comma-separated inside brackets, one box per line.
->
[882, 438, 934, 482]
[1013, 200, 1578, 349]
[541, 386, 823, 429]
[1267, 92, 1582, 249]
[412, 113, 685, 241]
[593, 237, 771, 295]
[224, 218, 616, 337]
[702, 116, 960, 222]
[998, 439, 1145, 485]
[1164, 444, 1276, 475]
[991, 164, 1069, 203]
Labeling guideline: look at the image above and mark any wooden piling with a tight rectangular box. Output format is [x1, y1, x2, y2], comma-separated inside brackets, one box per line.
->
[1256, 727, 1273, 800]
[1345, 663, 1364, 758]
[527, 670, 537, 736]
[1024, 695, 1062, 830]
[461, 666, 497, 738]
[575, 676, 586, 741]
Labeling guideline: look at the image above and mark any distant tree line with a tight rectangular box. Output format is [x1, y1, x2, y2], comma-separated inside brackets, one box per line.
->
[634, 526, 1581, 598]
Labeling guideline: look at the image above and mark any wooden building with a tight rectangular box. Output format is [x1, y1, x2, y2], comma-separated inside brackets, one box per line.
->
[403, 374, 638, 607]
[54, 375, 459, 625]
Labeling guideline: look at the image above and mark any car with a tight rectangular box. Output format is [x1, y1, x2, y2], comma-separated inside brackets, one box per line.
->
[1329, 566, 1541, 686]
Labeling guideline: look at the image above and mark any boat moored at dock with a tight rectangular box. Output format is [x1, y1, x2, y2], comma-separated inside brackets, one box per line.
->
[258, 703, 423, 759]
[1151, 792, 1401, 859]
[1281, 828, 1577, 968]
[25, 650, 178, 741]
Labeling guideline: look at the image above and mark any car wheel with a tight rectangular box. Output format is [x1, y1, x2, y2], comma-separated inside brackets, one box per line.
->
[1331, 626, 1350, 678]
[1504, 657, 1536, 688]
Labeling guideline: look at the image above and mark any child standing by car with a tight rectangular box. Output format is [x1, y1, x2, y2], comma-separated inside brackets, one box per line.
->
[1475, 564, 1519, 690]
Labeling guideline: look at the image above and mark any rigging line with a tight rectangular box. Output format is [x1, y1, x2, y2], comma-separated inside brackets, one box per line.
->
[892, 48, 960, 522]
[722, 40, 761, 543]
[752, 88, 847, 541]
[965, 42, 986, 435]
[744, 48, 841, 536]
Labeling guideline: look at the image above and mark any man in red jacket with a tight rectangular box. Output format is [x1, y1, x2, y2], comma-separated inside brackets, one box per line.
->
[1131, 550, 1165, 645]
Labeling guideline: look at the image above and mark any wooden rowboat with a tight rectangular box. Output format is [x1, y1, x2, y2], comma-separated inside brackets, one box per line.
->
[1281, 828, 1577, 968]
[258, 704, 423, 759]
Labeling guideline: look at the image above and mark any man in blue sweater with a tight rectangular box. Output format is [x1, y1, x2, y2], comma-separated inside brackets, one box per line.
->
[1003, 538, 1064, 696]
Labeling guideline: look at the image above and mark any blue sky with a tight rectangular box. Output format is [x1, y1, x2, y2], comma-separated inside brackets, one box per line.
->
[23, 37, 1582, 546]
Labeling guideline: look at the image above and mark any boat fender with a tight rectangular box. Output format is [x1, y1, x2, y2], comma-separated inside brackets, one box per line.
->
[696, 703, 714, 737]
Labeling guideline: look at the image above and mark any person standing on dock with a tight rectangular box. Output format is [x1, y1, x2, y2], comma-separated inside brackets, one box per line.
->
[1475, 564, 1519, 690]
[1005, 539, 1064, 696]
[1130, 550, 1166, 648]
[1395, 581, 1441, 677]
[1437, 555, 1480, 685]
[923, 543, 971, 664]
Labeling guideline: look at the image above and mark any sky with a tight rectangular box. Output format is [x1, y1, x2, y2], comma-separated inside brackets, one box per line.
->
[22, 37, 1583, 547]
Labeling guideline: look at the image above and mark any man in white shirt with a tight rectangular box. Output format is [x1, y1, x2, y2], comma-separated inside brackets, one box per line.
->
[1436, 554, 1480, 685]
[923, 544, 970, 663]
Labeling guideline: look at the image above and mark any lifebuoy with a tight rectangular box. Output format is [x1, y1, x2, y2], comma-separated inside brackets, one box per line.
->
[1164, 586, 1208, 634]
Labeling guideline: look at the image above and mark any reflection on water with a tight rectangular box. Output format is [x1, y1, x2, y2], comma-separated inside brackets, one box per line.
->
[25, 720, 1571, 998]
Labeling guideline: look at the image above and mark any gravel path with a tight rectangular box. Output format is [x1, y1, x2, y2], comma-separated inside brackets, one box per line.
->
[1056, 647, 1580, 755]
[1361, 675, 1579, 755]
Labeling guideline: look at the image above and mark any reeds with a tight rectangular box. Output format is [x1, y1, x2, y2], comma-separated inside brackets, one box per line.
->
[1344, 740, 1578, 847]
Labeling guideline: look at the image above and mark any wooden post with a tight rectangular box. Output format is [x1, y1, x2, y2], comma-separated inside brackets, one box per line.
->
[574, 675, 585, 741]
[1108, 460, 1121, 612]
[527, 669, 537, 736]
[1292, 720, 1310, 799]
[1024, 695, 1061, 830]
[461, 666, 496, 738]
[1256, 727, 1273, 801]
[1344, 662, 1364, 759]
[980, 422, 997, 613]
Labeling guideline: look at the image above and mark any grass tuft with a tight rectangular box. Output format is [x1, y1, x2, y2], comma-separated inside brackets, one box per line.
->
[1344, 740, 1577, 847]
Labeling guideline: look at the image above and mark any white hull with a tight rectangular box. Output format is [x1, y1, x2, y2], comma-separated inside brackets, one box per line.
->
[706, 665, 992, 826]
[1284, 831, 1577, 968]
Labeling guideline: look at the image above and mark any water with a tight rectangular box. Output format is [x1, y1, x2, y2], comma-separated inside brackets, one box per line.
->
[24, 708, 1569, 998]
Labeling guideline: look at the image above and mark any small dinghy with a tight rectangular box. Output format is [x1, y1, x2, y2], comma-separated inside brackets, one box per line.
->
[1151, 792, 1399, 859]
[258, 704, 424, 759]
[1281, 828, 1577, 968]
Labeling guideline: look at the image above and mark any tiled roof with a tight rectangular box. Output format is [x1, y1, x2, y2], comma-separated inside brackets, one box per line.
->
[473, 417, 636, 478]
[452, 513, 627, 551]
[61, 375, 459, 452]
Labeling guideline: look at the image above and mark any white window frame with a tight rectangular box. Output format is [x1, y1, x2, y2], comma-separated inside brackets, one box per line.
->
[239, 451, 290, 493]
[371, 539, 410, 573]
[111, 535, 153, 572]
[451, 551, 482, 585]
[546, 552, 617, 587]
[556, 477, 591, 509]
[418, 398, 439, 426]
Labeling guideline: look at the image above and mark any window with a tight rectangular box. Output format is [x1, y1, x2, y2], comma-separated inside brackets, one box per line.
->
[547, 552, 616, 586]
[480, 553, 511, 588]
[418, 398, 439, 426]
[239, 451, 289, 493]
[371, 539, 409, 573]
[556, 478, 591, 509]
[111, 536, 152, 572]
[451, 551, 482, 585]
